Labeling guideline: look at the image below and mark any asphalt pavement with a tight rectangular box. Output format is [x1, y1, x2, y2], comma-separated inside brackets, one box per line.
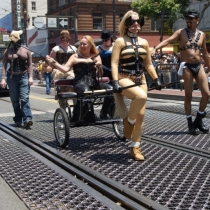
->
[0, 80, 205, 210]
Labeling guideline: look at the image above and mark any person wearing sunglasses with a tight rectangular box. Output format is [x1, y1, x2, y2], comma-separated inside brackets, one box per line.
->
[97, 30, 115, 119]
[151, 10, 210, 136]
[111, 10, 162, 161]
[49, 30, 77, 108]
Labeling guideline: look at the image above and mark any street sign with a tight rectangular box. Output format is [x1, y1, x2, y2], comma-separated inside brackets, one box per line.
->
[3, 35, 10, 42]
[59, 18, 68, 28]
[34, 17, 44, 28]
[47, 18, 57, 28]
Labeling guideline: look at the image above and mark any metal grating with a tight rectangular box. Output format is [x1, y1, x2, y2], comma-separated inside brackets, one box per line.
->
[143, 110, 210, 151]
[146, 103, 210, 118]
[0, 137, 116, 210]
[1, 110, 210, 209]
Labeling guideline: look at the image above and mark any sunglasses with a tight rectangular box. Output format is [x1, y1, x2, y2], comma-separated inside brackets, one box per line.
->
[185, 16, 196, 20]
[61, 36, 70, 40]
[102, 38, 110, 42]
[125, 16, 140, 27]
[131, 19, 140, 24]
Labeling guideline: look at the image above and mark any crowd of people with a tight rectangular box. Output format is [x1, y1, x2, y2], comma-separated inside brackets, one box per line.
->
[144, 52, 181, 89]
[1, 9, 209, 161]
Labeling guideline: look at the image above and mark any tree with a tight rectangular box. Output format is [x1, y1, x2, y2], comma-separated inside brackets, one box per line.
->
[131, 0, 190, 44]
[131, 0, 208, 44]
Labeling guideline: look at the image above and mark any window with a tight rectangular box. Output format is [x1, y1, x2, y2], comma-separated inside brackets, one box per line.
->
[93, 13, 102, 30]
[151, 19, 161, 31]
[32, 17, 36, 26]
[59, 0, 65, 6]
[31, 2, 36, 11]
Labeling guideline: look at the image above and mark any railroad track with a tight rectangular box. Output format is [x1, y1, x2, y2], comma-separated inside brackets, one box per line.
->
[0, 120, 168, 210]
[0, 101, 210, 210]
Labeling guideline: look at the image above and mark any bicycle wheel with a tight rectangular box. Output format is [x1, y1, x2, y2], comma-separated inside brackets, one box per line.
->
[109, 103, 126, 141]
[54, 108, 70, 148]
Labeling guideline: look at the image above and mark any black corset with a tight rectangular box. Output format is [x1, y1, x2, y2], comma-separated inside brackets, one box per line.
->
[56, 51, 74, 65]
[9, 58, 27, 72]
[73, 62, 98, 88]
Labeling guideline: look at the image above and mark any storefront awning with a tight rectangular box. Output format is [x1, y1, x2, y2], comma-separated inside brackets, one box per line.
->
[29, 44, 48, 58]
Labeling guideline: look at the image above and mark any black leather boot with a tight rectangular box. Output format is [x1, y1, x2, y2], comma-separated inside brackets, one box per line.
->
[100, 96, 114, 119]
[194, 112, 209, 133]
[187, 117, 199, 135]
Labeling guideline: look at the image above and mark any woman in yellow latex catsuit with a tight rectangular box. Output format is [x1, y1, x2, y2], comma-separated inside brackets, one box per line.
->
[111, 10, 162, 161]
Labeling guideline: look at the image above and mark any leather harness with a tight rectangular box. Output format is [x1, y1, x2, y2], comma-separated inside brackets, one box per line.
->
[179, 28, 202, 51]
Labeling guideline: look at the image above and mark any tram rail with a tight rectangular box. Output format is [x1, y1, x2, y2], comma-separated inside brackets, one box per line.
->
[1, 98, 210, 210]
[0, 120, 167, 210]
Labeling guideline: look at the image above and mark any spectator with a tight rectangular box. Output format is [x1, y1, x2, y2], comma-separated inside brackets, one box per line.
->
[49, 30, 77, 108]
[97, 30, 115, 119]
[38, 60, 44, 84]
[43, 61, 52, 95]
[0, 30, 33, 129]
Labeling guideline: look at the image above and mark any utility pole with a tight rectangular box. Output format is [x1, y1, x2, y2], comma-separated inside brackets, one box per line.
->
[74, 13, 78, 42]
[159, 12, 164, 55]
[21, 10, 30, 47]
[112, 0, 116, 40]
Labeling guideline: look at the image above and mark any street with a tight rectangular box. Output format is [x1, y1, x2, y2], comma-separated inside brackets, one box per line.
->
[0, 80, 210, 210]
[0, 80, 59, 116]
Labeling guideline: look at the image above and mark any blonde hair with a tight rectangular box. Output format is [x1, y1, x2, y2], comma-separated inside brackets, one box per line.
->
[78, 35, 99, 55]
[10, 30, 23, 42]
[118, 10, 139, 36]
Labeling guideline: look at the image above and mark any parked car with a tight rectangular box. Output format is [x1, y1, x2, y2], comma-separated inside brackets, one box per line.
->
[0, 62, 9, 97]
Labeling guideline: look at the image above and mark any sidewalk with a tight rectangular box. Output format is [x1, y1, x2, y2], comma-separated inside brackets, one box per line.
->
[33, 80, 204, 103]
[148, 88, 203, 102]
[0, 174, 28, 210]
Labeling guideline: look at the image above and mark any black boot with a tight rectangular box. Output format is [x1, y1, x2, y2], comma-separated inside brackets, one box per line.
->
[187, 117, 199, 135]
[194, 112, 209, 133]
[100, 96, 114, 119]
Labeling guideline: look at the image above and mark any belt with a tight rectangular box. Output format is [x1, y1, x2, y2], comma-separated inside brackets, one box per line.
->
[8, 70, 27, 75]
[120, 72, 141, 76]
[119, 72, 146, 84]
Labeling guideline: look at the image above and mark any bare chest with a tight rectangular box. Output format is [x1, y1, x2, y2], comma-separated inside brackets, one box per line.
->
[179, 30, 203, 50]
[7, 48, 28, 60]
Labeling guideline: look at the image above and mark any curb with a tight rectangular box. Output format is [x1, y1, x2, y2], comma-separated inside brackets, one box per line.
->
[147, 92, 202, 103]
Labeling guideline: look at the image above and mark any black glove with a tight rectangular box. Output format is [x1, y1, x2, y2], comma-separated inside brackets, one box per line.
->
[112, 80, 121, 93]
[154, 78, 162, 90]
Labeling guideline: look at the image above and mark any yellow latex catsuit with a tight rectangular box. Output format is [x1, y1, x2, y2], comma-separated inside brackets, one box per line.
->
[111, 35, 158, 144]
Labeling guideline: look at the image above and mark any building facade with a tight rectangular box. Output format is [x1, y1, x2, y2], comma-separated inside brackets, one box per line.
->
[46, 0, 172, 53]
[10, 0, 173, 56]
[173, 0, 210, 53]
[11, 0, 48, 61]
